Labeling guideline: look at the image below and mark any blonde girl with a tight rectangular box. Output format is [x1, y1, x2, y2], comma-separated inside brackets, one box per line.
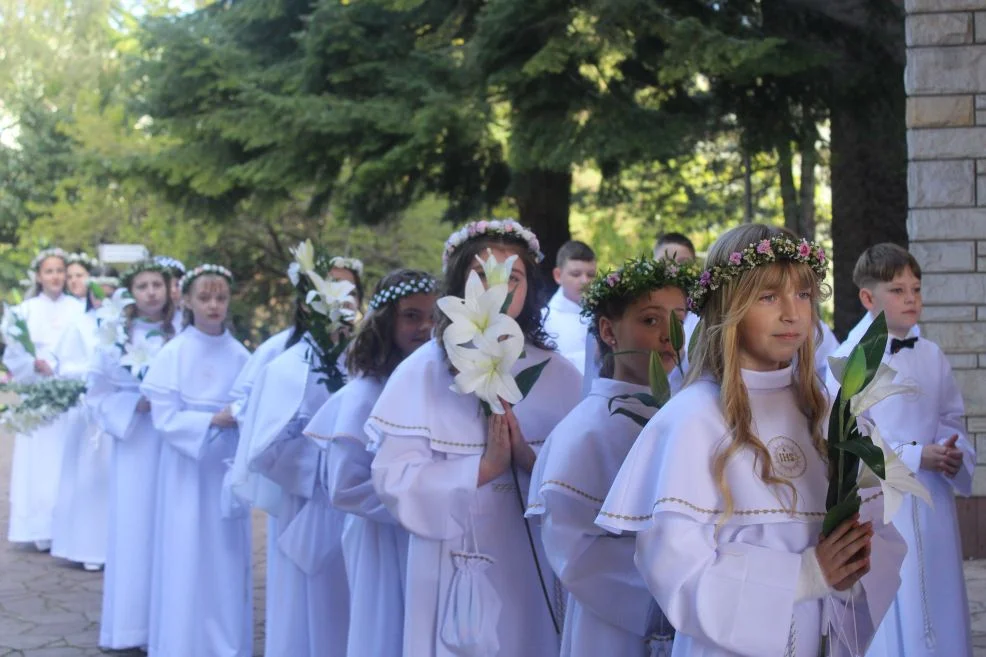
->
[598, 224, 906, 657]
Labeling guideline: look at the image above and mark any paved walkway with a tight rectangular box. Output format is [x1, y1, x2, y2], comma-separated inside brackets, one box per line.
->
[0, 434, 267, 657]
[1, 432, 986, 655]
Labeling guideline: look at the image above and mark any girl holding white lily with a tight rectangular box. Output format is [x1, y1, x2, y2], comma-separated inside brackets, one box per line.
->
[367, 219, 582, 657]
[50, 265, 120, 570]
[598, 224, 906, 657]
[139, 264, 250, 657]
[238, 243, 361, 657]
[527, 255, 697, 657]
[304, 268, 438, 657]
[87, 260, 175, 650]
[2, 247, 84, 549]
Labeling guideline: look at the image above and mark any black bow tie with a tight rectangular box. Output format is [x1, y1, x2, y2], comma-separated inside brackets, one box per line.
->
[890, 337, 918, 354]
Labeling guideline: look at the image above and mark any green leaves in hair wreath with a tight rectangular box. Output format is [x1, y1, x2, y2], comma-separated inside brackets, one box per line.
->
[822, 312, 932, 537]
[608, 312, 686, 427]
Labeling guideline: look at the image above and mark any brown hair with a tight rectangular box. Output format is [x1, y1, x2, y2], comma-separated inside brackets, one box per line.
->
[556, 240, 596, 268]
[436, 234, 554, 357]
[686, 223, 828, 523]
[125, 270, 176, 342]
[852, 242, 921, 290]
[346, 269, 434, 381]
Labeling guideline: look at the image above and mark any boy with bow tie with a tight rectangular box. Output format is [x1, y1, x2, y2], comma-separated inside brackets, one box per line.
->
[826, 242, 974, 657]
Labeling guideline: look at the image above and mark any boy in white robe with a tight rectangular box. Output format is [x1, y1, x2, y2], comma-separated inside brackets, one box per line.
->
[825, 243, 974, 657]
[2, 248, 84, 550]
[529, 256, 695, 657]
[140, 265, 251, 657]
[543, 240, 596, 374]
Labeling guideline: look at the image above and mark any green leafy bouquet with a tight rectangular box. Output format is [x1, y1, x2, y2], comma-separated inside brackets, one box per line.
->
[0, 379, 87, 434]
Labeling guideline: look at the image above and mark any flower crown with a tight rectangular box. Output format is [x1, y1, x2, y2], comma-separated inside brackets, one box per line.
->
[369, 275, 438, 311]
[153, 255, 186, 276]
[581, 256, 701, 333]
[121, 260, 171, 290]
[66, 252, 100, 271]
[329, 256, 364, 278]
[180, 264, 233, 293]
[688, 236, 828, 315]
[442, 219, 543, 273]
[30, 248, 68, 272]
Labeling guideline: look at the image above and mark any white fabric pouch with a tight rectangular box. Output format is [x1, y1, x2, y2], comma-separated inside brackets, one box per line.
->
[277, 486, 344, 575]
[439, 532, 502, 657]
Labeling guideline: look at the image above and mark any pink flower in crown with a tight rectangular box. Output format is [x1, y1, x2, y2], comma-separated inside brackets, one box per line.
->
[699, 271, 712, 287]
[816, 247, 826, 262]
[467, 224, 478, 237]
[476, 220, 489, 233]
[728, 252, 743, 266]
[756, 240, 772, 255]
[667, 264, 679, 276]
[504, 222, 515, 233]
[797, 241, 811, 258]
[606, 273, 621, 287]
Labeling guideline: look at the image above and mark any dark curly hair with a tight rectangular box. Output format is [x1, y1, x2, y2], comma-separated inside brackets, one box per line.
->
[346, 269, 436, 380]
[435, 233, 554, 359]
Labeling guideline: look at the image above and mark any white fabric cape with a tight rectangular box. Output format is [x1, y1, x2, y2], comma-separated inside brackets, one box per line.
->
[139, 326, 252, 657]
[306, 374, 409, 657]
[598, 366, 906, 657]
[224, 328, 293, 514]
[2, 293, 84, 543]
[87, 318, 166, 649]
[366, 339, 582, 657]
[826, 332, 973, 657]
[244, 337, 350, 657]
[50, 311, 111, 565]
[528, 376, 668, 657]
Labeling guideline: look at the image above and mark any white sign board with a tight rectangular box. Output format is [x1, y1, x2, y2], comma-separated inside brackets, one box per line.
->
[99, 244, 149, 264]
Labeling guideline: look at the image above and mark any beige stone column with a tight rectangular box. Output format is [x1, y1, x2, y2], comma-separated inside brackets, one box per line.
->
[906, 0, 986, 504]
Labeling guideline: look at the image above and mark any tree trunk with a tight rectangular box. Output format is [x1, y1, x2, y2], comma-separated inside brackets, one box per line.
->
[829, 80, 907, 339]
[777, 139, 800, 234]
[798, 128, 817, 240]
[511, 168, 572, 297]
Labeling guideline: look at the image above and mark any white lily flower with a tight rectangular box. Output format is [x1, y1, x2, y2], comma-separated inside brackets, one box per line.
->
[305, 273, 357, 330]
[95, 289, 135, 323]
[287, 262, 301, 286]
[447, 329, 525, 415]
[475, 249, 518, 288]
[857, 421, 933, 524]
[97, 319, 124, 348]
[1, 303, 21, 338]
[438, 271, 516, 347]
[849, 363, 919, 417]
[291, 239, 316, 276]
[120, 334, 164, 372]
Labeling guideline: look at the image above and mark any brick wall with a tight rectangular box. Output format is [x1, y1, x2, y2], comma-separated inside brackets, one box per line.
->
[906, 0, 986, 509]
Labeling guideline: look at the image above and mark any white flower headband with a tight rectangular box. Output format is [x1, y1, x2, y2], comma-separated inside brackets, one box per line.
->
[153, 255, 186, 276]
[442, 219, 543, 273]
[29, 247, 68, 272]
[66, 252, 100, 271]
[329, 256, 364, 278]
[368, 275, 438, 311]
[180, 264, 234, 293]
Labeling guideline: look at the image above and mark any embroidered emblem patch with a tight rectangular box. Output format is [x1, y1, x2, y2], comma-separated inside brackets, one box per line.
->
[768, 435, 807, 479]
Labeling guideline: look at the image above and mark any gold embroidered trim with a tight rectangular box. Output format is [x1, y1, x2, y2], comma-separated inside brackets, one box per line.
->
[368, 415, 431, 435]
[450, 551, 494, 565]
[542, 479, 605, 504]
[599, 493, 888, 522]
[303, 430, 333, 441]
[430, 437, 486, 448]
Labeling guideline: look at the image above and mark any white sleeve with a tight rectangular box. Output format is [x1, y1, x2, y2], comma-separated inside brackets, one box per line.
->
[370, 434, 480, 541]
[634, 514, 801, 657]
[326, 435, 395, 524]
[86, 355, 141, 441]
[936, 357, 974, 496]
[541, 492, 654, 635]
[2, 341, 36, 382]
[142, 385, 215, 460]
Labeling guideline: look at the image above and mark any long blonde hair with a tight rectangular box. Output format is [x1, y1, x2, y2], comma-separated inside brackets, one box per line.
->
[687, 224, 828, 522]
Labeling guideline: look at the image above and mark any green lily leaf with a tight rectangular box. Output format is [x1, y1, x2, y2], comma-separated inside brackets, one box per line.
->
[670, 313, 684, 352]
[607, 392, 660, 415]
[648, 351, 671, 406]
[501, 289, 515, 315]
[516, 357, 551, 399]
[822, 493, 861, 537]
[687, 318, 701, 363]
[88, 281, 107, 301]
[834, 435, 886, 479]
[859, 312, 889, 377]
[840, 347, 868, 400]
[610, 407, 651, 428]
